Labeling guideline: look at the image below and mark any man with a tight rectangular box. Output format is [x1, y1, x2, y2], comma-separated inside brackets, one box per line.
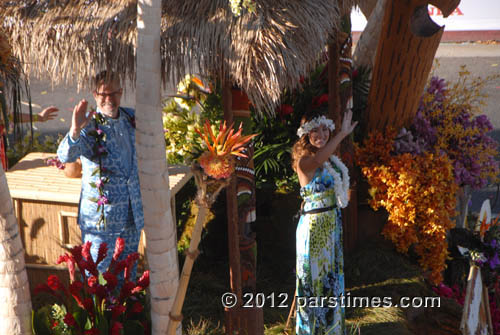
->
[57, 71, 143, 276]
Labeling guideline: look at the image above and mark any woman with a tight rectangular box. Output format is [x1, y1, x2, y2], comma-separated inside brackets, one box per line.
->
[0, 101, 58, 170]
[292, 108, 357, 334]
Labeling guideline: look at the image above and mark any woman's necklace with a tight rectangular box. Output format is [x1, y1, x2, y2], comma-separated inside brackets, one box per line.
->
[323, 155, 350, 208]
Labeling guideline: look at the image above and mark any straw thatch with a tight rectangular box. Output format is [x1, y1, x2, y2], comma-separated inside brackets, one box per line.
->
[2, 0, 357, 113]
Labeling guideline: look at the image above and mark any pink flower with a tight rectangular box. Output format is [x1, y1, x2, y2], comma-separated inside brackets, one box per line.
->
[97, 195, 109, 206]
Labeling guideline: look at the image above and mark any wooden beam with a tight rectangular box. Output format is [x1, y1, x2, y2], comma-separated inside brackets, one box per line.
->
[222, 80, 242, 334]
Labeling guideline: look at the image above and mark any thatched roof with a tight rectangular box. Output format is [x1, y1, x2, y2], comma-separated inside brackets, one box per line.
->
[2, 0, 356, 113]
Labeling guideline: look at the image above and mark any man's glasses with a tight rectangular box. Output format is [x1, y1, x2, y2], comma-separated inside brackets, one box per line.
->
[95, 90, 122, 98]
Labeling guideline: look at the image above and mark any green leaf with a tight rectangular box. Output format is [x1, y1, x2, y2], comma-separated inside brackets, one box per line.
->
[73, 309, 89, 330]
[96, 311, 109, 334]
[32, 306, 52, 335]
[89, 182, 97, 188]
[91, 167, 100, 176]
[89, 197, 98, 203]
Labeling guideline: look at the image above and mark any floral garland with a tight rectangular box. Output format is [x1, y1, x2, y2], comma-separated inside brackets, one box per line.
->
[88, 111, 110, 230]
[296, 115, 335, 138]
[323, 155, 350, 208]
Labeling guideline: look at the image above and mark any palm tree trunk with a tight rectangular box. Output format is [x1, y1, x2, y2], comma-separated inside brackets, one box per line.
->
[136, 1, 180, 334]
[0, 165, 32, 334]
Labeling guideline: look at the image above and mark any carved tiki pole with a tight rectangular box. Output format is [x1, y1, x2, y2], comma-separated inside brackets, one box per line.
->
[366, 0, 460, 132]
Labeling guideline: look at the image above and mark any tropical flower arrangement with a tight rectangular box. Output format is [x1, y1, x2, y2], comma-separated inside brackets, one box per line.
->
[195, 120, 256, 180]
[355, 128, 458, 284]
[162, 75, 222, 165]
[355, 72, 500, 285]
[166, 120, 257, 334]
[434, 216, 500, 334]
[394, 71, 499, 189]
[32, 238, 150, 335]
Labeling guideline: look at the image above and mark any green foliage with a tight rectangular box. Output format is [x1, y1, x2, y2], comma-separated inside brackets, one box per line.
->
[162, 77, 223, 165]
[250, 64, 328, 191]
[351, 65, 371, 140]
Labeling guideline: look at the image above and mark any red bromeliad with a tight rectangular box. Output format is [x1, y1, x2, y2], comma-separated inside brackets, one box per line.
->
[33, 237, 150, 334]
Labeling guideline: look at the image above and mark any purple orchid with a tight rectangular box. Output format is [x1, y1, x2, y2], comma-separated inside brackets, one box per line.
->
[97, 195, 109, 206]
[489, 253, 500, 270]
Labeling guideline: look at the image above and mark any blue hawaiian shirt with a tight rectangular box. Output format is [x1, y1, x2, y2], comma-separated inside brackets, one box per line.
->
[57, 107, 144, 235]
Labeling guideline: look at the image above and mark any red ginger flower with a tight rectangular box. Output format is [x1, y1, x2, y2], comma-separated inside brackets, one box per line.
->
[57, 254, 76, 283]
[124, 252, 140, 281]
[64, 313, 77, 327]
[130, 301, 144, 314]
[111, 321, 123, 335]
[111, 305, 126, 319]
[312, 94, 329, 108]
[69, 281, 84, 308]
[84, 328, 99, 335]
[96, 242, 108, 266]
[83, 298, 94, 315]
[119, 281, 136, 302]
[134, 270, 150, 292]
[47, 275, 66, 293]
[113, 237, 125, 261]
[103, 271, 118, 290]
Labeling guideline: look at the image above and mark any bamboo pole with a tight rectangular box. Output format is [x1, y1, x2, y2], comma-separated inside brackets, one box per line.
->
[167, 167, 229, 335]
[167, 204, 208, 335]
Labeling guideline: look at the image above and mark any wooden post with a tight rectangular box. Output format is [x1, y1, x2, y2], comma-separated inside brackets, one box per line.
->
[222, 80, 243, 334]
[366, 0, 459, 131]
[328, 42, 341, 132]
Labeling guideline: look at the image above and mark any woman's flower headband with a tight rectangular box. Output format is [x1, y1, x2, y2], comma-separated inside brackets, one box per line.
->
[296, 115, 335, 138]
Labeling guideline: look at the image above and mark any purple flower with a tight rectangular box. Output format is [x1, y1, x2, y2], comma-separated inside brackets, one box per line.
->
[96, 129, 104, 135]
[491, 240, 497, 248]
[95, 179, 103, 189]
[489, 253, 500, 269]
[97, 195, 109, 206]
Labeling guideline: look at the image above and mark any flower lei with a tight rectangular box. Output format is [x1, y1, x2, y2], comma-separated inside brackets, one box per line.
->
[323, 155, 350, 208]
[88, 111, 110, 230]
[296, 115, 335, 138]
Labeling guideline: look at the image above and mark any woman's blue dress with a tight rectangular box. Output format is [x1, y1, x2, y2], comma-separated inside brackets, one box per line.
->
[296, 167, 345, 335]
